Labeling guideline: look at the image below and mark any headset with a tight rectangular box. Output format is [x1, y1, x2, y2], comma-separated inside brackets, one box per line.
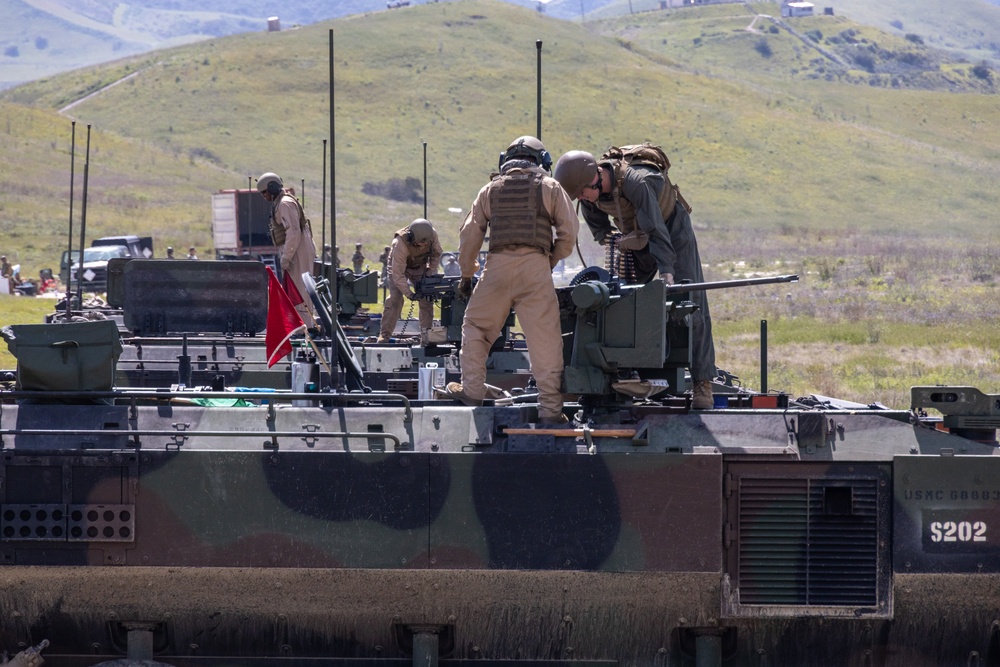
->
[498, 143, 552, 173]
[498, 150, 553, 172]
[266, 180, 282, 197]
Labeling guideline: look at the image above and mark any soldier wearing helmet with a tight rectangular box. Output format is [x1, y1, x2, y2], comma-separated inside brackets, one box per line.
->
[377, 245, 391, 286]
[377, 219, 443, 343]
[351, 242, 365, 273]
[257, 171, 318, 328]
[445, 136, 577, 425]
[553, 147, 717, 410]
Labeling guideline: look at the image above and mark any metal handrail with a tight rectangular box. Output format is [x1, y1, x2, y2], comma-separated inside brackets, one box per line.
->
[0, 389, 414, 422]
[0, 427, 403, 450]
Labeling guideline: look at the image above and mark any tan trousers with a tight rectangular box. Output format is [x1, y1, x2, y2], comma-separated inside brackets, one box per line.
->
[380, 279, 433, 339]
[460, 250, 564, 419]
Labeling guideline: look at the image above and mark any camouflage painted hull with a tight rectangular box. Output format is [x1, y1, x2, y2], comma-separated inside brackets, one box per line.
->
[2, 396, 1000, 665]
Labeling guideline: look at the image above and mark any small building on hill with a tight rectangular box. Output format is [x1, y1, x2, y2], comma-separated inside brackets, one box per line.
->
[782, 1, 815, 17]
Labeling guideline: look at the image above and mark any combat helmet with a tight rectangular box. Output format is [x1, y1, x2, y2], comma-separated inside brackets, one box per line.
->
[408, 219, 434, 244]
[499, 136, 552, 172]
[553, 150, 599, 200]
[256, 172, 283, 196]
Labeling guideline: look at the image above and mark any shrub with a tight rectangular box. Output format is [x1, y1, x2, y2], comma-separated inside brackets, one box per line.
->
[805, 30, 823, 43]
[4, 46, 19, 58]
[897, 52, 925, 67]
[904, 33, 924, 45]
[35, 37, 48, 50]
[854, 52, 876, 72]
[972, 63, 992, 80]
[754, 38, 773, 58]
[890, 20, 903, 30]
[361, 177, 424, 204]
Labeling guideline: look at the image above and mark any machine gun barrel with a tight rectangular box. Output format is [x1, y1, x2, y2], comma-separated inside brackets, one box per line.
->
[664, 274, 798, 294]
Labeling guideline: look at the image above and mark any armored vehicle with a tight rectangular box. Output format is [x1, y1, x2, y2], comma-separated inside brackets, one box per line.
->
[2, 258, 999, 667]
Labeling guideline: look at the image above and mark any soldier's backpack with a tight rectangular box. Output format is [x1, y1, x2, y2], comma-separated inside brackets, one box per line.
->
[602, 143, 692, 214]
[601, 143, 671, 173]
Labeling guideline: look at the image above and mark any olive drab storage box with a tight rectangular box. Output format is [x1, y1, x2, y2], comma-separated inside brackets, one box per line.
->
[1, 319, 123, 391]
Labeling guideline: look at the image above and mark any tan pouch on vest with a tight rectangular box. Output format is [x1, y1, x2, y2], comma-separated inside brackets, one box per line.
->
[618, 230, 649, 251]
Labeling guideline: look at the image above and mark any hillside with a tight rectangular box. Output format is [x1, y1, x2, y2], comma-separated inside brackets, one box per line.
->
[4, 0, 1000, 90]
[5, 0, 999, 257]
[0, 0, 393, 90]
[591, 3, 998, 92]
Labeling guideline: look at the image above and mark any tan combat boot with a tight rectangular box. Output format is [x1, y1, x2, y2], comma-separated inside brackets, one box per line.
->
[692, 380, 714, 410]
[445, 382, 484, 407]
[538, 412, 569, 425]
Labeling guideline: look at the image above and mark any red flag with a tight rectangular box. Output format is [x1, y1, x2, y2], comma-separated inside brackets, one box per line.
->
[266, 267, 305, 367]
[283, 269, 305, 306]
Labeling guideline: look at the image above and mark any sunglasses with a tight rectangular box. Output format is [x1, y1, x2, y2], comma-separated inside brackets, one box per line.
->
[583, 173, 601, 193]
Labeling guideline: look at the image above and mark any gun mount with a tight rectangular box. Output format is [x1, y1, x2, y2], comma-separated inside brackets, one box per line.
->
[335, 267, 379, 322]
[562, 273, 799, 404]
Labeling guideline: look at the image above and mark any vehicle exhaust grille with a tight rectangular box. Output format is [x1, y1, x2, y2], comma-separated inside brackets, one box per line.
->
[724, 463, 891, 617]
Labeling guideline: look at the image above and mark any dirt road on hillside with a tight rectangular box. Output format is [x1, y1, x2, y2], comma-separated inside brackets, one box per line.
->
[20, 0, 156, 46]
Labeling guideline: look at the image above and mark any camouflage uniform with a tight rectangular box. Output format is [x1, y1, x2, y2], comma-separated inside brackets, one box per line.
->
[352, 244, 365, 273]
[580, 163, 716, 383]
[378, 246, 390, 286]
[457, 161, 577, 421]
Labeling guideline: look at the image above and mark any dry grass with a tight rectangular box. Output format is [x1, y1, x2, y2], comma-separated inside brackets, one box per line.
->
[704, 230, 1000, 407]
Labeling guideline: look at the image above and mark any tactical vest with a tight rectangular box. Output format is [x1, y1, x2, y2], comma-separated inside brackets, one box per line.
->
[269, 193, 310, 247]
[593, 160, 677, 235]
[486, 169, 553, 254]
[393, 225, 434, 271]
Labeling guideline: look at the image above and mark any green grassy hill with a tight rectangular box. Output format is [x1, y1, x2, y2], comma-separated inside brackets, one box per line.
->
[824, 0, 1000, 66]
[0, 0, 1000, 269]
[0, 0, 393, 90]
[1, 0, 152, 90]
[7, 0, 1000, 92]
[593, 2, 997, 91]
[1, 0, 998, 405]
[579, 0, 1000, 69]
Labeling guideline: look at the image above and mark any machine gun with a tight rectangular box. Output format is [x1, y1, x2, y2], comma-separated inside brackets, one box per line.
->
[563, 273, 798, 403]
[412, 275, 504, 346]
[413, 274, 469, 300]
[411, 275, 466, 344]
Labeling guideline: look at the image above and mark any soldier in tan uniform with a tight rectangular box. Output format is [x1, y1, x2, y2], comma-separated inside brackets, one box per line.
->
[554, 148, 717, 410]
[377, 219, 442, 343]
[351, 243, 365, 273]
[446, 136, 578, 425]
[257, 172, 318, 328]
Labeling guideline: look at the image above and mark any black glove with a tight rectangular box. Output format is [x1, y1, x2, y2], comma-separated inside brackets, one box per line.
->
[407, 291, 419, 301]
[456, 277, 473, 300]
